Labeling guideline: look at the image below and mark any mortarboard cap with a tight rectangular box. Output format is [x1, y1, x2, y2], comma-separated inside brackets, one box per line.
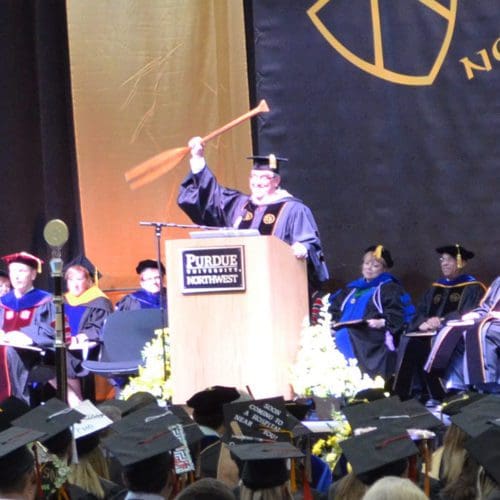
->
[364, 245, 394, 268]
[247, 154, 288, 174]
[230, 441, 303, 490]
[340, 427, 418, 482]
[187, 386, 240, 417]
[0, 426, 44, 484]
[0, 396, 30, 432]
[440, 391, 486, 417]
[450, 395, 500, 438]
[12, 398, 84, 442]
[64, 254, 102, 282]
[1, 251, 43, 273]
[464, 427, 500, 485]
[102, 421, 182, 466]
[136, 259, 166, 276]
[343, 396, 442, 433]
[436, 244, 474, 261]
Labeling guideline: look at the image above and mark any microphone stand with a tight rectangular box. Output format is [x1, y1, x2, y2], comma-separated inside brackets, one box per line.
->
[49, 249, 68, 403]
[138, 221, 230, 383]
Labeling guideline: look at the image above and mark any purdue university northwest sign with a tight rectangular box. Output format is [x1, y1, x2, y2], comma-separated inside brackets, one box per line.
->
[181, 246, 245, 294]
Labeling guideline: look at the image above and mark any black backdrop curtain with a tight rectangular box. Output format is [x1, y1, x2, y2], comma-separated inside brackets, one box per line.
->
[0, 1, 82, 288]
[244, 0, 499, 294]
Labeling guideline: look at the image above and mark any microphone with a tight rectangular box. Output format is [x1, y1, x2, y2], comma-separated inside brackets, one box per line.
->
[43, 219, 69, 402]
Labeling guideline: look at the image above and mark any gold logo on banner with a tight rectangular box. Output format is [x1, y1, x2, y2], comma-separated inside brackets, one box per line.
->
[307, 0, 458, 86]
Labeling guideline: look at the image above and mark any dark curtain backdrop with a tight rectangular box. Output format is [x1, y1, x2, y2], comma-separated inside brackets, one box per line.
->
[244, 0, 499, 296]
[0, 1, 82, 289]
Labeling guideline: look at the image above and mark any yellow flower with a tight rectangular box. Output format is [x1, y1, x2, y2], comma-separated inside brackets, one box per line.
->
[312, 439, 326, 456]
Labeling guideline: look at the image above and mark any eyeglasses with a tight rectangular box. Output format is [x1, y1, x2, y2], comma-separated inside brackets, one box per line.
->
[249, 173, 276, 181]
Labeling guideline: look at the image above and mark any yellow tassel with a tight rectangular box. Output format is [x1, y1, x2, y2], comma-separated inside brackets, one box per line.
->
[374, 245, 383, 260]
[37, 260, 42, 274]
[94, 267, 99, 287]
[269, 154, 277, 171]
[290, 458, 297, 492]
[456, 244, 463, 269]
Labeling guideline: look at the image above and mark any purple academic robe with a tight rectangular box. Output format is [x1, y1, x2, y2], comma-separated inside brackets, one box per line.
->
[178, 166, 329, 287]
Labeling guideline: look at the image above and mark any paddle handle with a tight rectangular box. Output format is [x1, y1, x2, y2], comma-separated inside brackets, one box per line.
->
[201, 99, 269, 144]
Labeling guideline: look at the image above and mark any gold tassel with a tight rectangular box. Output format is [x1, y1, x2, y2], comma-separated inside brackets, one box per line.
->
[37, 260, 42, 274]
[374, 245, 383, 260]
[456, 244, 463, 269]
[269, 153, 277, 171]
[94, 266, 99, 287]
[290, 458, 297, 492]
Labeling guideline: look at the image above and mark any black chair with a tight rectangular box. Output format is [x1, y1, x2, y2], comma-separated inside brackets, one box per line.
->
[82, 309, 165, 380]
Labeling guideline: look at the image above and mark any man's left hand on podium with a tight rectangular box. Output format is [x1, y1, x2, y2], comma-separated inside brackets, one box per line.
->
[292, 242, 308, 259]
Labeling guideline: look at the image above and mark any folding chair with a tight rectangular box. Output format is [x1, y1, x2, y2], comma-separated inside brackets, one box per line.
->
[82, 309, 165, 394]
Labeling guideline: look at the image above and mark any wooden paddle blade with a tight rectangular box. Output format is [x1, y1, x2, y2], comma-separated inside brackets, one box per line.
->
[124, 146, 189, 183]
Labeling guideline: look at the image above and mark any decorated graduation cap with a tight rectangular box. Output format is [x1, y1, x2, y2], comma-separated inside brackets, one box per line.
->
[440, 391, 486, 417]
[450, 395, 500, 438]
[12, 398, 84, 443]
[365, 245, 394, 268]
[230, 441, 303, 490]
[436, 244, 474, 268]
[340, 427, 418, 483]
[136, 259, 166, 275]
[102, 419, 182, 466]
[223, 396, 291, 442]
[64, 254, 102, 282]
[0, 426, 45, 486]
[247, 154, 288, 174]
[465, 427, 500, 486]
[1, 251, 43, 273]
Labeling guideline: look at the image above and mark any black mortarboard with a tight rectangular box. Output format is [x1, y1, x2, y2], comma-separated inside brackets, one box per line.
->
[1, 251, 43, 273]
[230, 442, 303, 490]
[187, 386, 240, 417]
[12, 398, 84, 442]
[348, 388, 388, 406]
[247, 154, 288, 174]
[64, 254, 102, 281]
[340, 427, 418, 481]
[135, 259, 166, 275]
[0, 426, 44, 485]
[72, 400, 114, 440]
[102, 421, 182, 466]
[285, 399, 313, 421]
[440, 391, 486, 417]
[436, 244, 475, 261]
[168, 405, 205, 445]
[0, 396, 30, 431]
[364, 245, 394, 268]
[465, 427, 500, 485]
[450, 395, 500, 438]
[343, 396, 442, 432]
[110, 404, 180, 435]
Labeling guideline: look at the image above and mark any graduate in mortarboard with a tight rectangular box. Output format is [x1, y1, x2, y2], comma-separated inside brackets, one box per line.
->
[0, 251, 54, 402]
[177, 136, 329, 292]
[115, 259, 167, 311]
[328, 245, 415, 380]
[394, 244, 485, 403]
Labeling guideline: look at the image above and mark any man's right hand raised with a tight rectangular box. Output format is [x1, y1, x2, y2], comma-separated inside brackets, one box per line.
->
[188, 136, 206, 174]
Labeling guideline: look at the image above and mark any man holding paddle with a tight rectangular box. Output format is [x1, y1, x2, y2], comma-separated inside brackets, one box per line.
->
[178, 136, 329, 292]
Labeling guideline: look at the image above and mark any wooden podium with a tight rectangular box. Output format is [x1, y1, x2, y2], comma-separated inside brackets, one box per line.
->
[165, 235, 308, 403]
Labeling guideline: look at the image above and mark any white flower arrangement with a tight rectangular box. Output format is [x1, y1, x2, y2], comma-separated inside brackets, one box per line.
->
[290, 294, 385, 399]
[120, 327, 173, 402]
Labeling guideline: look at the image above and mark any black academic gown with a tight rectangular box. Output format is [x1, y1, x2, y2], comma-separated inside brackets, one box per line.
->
[178, 165, 329, 288]
[425, 277, 500, 386]
[329, 275, 410, 379]
[394, 275, 485, 400]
